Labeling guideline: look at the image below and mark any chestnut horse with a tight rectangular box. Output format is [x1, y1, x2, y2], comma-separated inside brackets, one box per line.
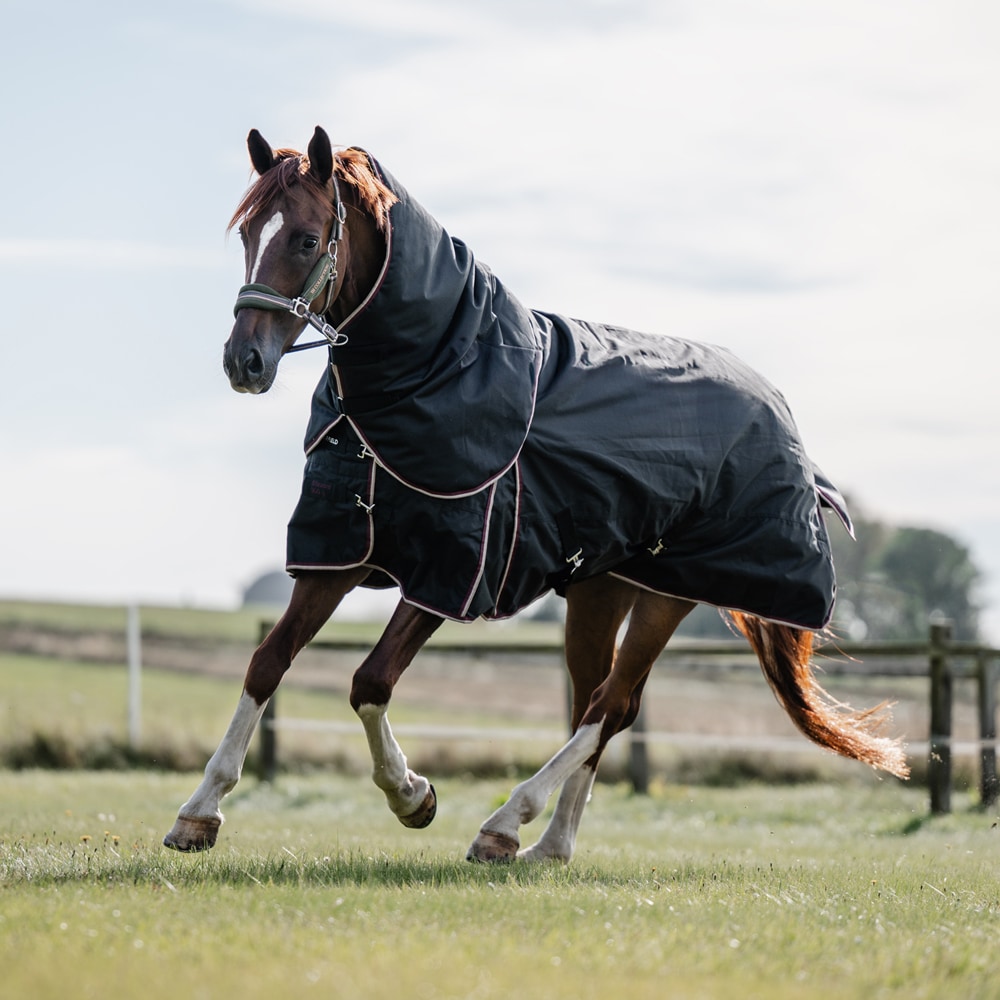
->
[164, 127, 907, 864]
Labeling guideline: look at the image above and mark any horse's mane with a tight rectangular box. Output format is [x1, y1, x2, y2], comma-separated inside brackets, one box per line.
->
[227, 147, 397, 234]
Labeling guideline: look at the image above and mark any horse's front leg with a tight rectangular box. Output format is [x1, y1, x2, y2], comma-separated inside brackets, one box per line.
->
[350, 601, 443, 828]
[163, 568, 369, 851]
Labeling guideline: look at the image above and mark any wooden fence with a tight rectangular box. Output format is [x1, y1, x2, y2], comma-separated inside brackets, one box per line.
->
[257, 620, 999, 814]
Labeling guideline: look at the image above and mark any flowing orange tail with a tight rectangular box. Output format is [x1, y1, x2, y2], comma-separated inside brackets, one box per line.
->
[729, 612, 909, 779]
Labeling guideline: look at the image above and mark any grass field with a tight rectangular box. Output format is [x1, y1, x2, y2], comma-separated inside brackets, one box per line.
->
[3, 601, 997, 997]
[2, 770, 998, 999]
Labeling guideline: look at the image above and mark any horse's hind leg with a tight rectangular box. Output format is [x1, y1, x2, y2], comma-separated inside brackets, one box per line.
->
[350, 601, 444, 828]
[468, 587, 694, 863]
[515, 766, 597, 864]
[516, 575, 635, 863]
[163, 568, 368, 852]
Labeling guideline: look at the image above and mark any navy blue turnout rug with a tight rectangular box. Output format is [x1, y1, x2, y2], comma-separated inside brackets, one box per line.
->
[286, 155, 851, 629]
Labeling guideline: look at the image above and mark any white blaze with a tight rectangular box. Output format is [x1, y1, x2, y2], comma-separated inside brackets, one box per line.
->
[249, 211, 284, 283]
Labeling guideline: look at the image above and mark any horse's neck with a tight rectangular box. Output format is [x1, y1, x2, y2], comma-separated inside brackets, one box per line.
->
[328, 199, 385, 327]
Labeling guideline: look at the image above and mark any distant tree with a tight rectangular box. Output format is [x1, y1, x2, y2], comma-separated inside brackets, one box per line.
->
[876, 527, 981, 639]
[830, 504, 981, 641]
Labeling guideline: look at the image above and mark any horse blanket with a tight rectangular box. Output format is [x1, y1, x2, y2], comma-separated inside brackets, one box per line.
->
[286, 155, 851, 628]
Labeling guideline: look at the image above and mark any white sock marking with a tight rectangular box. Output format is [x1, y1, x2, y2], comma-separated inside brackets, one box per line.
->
[356, 703, 431, 819]
[178, 691, 266, 820]
[476, 722, 603, 842]
[249, 211, 284, 283]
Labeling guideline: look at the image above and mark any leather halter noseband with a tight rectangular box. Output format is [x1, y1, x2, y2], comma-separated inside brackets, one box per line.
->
[232, 173, 350, 352]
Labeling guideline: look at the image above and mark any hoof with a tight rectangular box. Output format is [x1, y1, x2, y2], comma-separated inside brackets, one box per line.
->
[163, 814, 221, 852]
[399, 784, 437, 829]
[466, 829, 520, 863]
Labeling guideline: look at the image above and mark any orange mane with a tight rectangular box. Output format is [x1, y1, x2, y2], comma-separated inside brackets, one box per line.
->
[227, 147, 397, 234]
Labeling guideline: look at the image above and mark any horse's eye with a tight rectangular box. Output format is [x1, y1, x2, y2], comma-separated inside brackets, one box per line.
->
[303, 237, 319, 251]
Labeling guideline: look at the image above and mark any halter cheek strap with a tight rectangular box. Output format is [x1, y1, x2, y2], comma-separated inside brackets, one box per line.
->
[232, 175, 350, 352]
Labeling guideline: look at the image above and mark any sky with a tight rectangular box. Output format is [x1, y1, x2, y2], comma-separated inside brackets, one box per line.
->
[2, 0, 999, 638]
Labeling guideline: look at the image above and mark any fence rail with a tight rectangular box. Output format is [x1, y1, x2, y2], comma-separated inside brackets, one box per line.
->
[257, 620, 1000, 814]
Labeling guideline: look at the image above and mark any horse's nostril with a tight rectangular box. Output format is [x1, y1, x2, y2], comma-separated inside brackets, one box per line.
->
[246, 348, 265, 378]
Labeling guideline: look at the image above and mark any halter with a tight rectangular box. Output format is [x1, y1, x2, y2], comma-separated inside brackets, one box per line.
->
[232, 174, 350, 352]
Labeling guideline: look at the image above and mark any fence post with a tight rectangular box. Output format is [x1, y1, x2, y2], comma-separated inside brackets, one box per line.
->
[255, 620, 277, 782]
[978, 651, 998, 808]
[628, 701, 650, 795]
[928, 621, 953, 815]
[258, 695, 277, 783]
[127, 604, 142, 750]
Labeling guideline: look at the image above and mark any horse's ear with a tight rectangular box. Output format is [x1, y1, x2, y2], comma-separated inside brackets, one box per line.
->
[247, 129, 276, 175]
[307, 126, 334, 184]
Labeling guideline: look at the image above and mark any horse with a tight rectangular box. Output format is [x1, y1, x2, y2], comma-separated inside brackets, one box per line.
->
[164, 126, 908, 864]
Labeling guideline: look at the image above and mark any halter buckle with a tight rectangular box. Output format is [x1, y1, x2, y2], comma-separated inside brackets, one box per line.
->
[314, 319, 348, 347]
[332, 201, 347, 241]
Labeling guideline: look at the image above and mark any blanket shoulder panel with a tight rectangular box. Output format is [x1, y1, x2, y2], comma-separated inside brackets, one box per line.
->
[287, 422, 516, 618]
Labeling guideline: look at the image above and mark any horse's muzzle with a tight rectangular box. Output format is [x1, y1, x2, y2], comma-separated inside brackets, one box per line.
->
[223, 331, 278, 394]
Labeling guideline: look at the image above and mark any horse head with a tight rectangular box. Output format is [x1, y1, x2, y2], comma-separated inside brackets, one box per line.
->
[223, 126, 345, 394]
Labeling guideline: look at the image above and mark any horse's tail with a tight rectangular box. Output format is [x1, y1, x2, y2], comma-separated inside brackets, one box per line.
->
[728, 611, 910, 779]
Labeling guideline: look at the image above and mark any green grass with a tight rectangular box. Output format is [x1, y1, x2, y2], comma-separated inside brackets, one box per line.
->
[2, 771, 998, 999]
[0, 653, 249, 769]
[3, 601, 996, 996]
